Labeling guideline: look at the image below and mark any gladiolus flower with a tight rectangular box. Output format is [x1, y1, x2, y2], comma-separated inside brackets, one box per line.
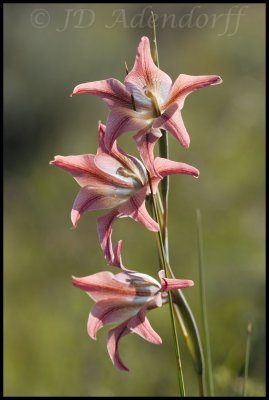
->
[71, 36, 222, 151]
[72, 269, 194, 371]
[50, 123, 199, 268]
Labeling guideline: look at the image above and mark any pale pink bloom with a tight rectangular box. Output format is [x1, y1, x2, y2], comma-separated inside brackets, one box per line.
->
[71, 36, 222, 151]
[50, 123, 199, 268]
[72, 269, 194, 371]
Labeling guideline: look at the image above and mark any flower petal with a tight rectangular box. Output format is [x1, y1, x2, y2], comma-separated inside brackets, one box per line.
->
[50, 153, 134, 189]
[134, 128, 162, 178]
[71, 79, 132, 109]
[104, 107, 151, 151]
[114, 270, 161, 290]
[71, 186, 123, 228]
[118, 187, 159, 232]
[154, 157, 200, 179]
[158, 269, 194, 292]
[125, 36, 172, 109]
[127, 307, 162, 344]
[107, 323, 131, 372]
[96, 122, 147, 186]
[72, 271, 137, 302]
[72, 271, 120, 301]
[165, 74, 223, 110]
[88, 300, 140, 339]
[97, 209, 126, 269]
[50, 154, 95, 187]
[153, 103, 190, 148]
[107, 308, 162, 372]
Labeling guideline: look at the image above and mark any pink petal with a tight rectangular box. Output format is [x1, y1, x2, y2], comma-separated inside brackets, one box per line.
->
[114, 270, 160, 291]
[134, 128, 162, 178]
[112, 239, 125, 271]
[158, 270, 194, 291]
[72, 271, 137, 302]
[96, 123, 147, 186]
[96, 121, 107, 153]
[154, 157, 200, 179]
[71, 186, 122, 228]
[118, 187, 159, 232]
[125, 36, 172, 109]
[165, 74, 223, 110]
[72, 270, 142, 305]
[94, 152, 126, 177]
[88, 300, 140, 340]
[107, 323, 131, 372]
[153, 103, 190, 148]
[107, 308, 162, 373]
[104, 107, 151, 151]
[50, 154, 96, 187]
[97, 191, 159, 268]
[97, 209, 126, 269]
[71, 79, 132, 109]
[111, 142, 147, 186]
[50, 153, 134, 189]
[126, 307, 162, 344]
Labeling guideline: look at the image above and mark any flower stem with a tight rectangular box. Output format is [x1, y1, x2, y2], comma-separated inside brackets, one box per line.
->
[159, 129, 170, 260]
[147, 172, 185, 397]
[151, 13, 205, 396]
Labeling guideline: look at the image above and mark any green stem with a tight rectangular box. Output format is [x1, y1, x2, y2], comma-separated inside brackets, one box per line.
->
[151, 13, 205, 396]
[148, 172, 185, 397]
[151, 11, 159, 68]
[242, 322, 252, 396]
[171, 273, 205, 396]
[159, 129, 170, 260]
[196, 209, 214, 396]
[151, 11, 169, 260]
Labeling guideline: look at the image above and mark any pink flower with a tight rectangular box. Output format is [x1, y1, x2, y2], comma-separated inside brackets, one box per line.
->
[50, 123, 199, 268]
[71, 36, 222, 151]
[72, 269, 194, 371]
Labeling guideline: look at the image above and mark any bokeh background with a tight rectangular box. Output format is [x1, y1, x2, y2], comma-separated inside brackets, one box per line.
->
[4, 3, 265, 397]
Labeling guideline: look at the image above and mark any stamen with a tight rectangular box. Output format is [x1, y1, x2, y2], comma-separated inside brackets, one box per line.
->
[144, 89, 161, 117]
[116, 167, 144, 186]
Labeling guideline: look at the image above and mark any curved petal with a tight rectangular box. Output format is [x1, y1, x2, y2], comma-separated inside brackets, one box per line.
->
[134, 128, 162, 178]
[97, 209, 127, 269]
[107, 322, 131, 372]
[112, 239, 125, 271]
[165, 74, 223, 110]
[96, 123, 147, 187]
[153, 103, 190, 148]
[111, 143, 147, 187]
[126, 307, 162, 344]
[94, 152, 126, 178]
[114, 271, 161, 291]
[118, 187, 159, 232]
[97, 121, 107, 153]
[125, 36, 172, 109]
[154, 157, 200, 179]
[50, 153, 135, 189]
[104, 107, 151, 151]
[107, 308, 162, 372]
[158, 270, 194, 292]
[71, 186, 122, 228]
[72, 271, 137, 302]
[87, 300, 140, 339]
[71, 79, 132, 109]
[50, 154, 95, 187]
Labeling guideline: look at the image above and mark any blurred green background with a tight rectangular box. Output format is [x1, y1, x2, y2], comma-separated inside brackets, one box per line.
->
[4, 3, 265, 397]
